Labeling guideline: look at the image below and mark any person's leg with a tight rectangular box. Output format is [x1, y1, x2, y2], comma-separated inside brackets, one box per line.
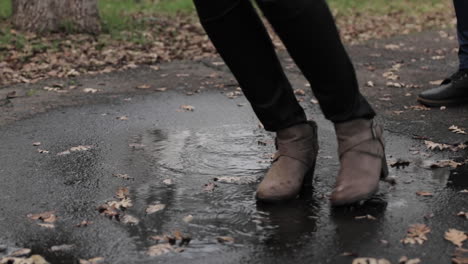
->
[193, 0, 319, 202]
[255, 0, 387, 206]
[417, 0, 468, 106]
[454, 0, 468, 70]
[255, 0, 375, 122]
[193, 0, 306, 132]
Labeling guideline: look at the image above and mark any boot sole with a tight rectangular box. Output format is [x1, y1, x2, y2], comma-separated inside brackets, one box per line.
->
[417, 96, 468, 107]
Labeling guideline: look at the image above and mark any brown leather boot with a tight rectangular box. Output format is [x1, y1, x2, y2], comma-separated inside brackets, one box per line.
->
[256, 121, 319, 202]
[330, 119, 389, 206]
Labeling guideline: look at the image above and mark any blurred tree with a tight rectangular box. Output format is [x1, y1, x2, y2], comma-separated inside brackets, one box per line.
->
[12, 0, 101, 34]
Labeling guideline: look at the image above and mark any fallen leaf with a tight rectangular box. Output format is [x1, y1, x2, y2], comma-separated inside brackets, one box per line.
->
[203, 182, 216, 192]
[79, 257, 105, 264]
[401, 224, 430, 245]
[32, 142, 41, 146]
[115, 187, 129, 199]
[9, 248, 32, 257]
[117, 116, 129, 120]
[50, 244, 74, 252]
[429, 160, 464, 169]
[449, 125, 467, 135]
[217, 236, 234, 243]
[352, 258, 391, 264]
[1, 255, 49, 264]
[294, 89, 306, 96]
[310, 99, 318, 104]
[147, 244, 174, 256]
[180, 105, 195, 112]
[163, 179, 173, 185]
[121, 214, 140, 225]
[408, 105, 430, 111]
[136, 84, 151, 89]
[107, 198, 133, 210]
[27, 211, 57, 223]
[37, 223, 55, 229]
[366, 81, 375, 87]
[146, 203, 166, 214]
[429, 80, 443, 85]
[461, 190, 468, 193]
[384, 44, 400, 50]
[76, 220, 93, 227]
[445, 229, 467, 247]
[83, 88, 98, 94]
[69, 145, 93, 152]
[416, 191, 433, 197]
[399, 256, 421, 264]
[354, 215, 377, 220]
[37, 149, 49, 154]
[155, 87, 167, 92]
[183, 215, 194, 223]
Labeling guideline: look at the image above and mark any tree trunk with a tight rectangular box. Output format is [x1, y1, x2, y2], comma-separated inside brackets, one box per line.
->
[12, 0, 101, 34]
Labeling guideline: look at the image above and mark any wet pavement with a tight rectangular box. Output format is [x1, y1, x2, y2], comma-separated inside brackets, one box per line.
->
[0, 29, 468, 263]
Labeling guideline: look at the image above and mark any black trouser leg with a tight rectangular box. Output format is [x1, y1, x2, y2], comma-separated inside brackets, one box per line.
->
[255, 0, 375, 122]
[454, 0, 468, 70]
[193, 0, 307, 131]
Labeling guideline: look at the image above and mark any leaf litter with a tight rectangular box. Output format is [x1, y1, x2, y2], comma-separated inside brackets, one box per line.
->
[445, 229, 467, 247]
[401, 224, 430, 245]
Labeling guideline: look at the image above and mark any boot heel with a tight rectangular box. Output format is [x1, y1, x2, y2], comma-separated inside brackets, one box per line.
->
[380, 155, 389, 180]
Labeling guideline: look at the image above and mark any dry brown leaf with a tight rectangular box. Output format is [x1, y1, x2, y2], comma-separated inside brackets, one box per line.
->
[27, 211, 57, 223]
[449, 125, 467, 135]
[147, 244, 174, 257]
[115, 187, 129, 199]
[76, 220, 93, 227]
[155, 87, 167, 92]
[416, 191, 433, 197]
[429, 160, 464, 169]
[37, 149, 49, 154]
[408, 105, 430, 111]
[352, 258, 391, 264]
[83, 88, 98, 94]
[354, 215, 377, 220]
[9, 248, 32, 257]
[136, 84, 151, 89]
[1, 255, 49, 264]
[217, 236, 235, 243]
[294, 89, 306, 96]
[146, 203, 166, 214]
[121, 214, 139, 225]
[32, 142, 41, 146]
[203, 182, 216, 192]
[399, 256, 421, 264]
[180, 105, 195, 112]
[79, 257, 105, 264]
[401, 224, 431, 245]
[445, 229, 467, 247]
[429, 80, 443, 85]
[107, 198, 133, 210]
[69, 145, 93, 152]
[117, 116, 129, 120]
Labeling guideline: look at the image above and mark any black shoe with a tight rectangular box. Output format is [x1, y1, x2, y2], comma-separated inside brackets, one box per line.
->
[417, 69, 468, 106]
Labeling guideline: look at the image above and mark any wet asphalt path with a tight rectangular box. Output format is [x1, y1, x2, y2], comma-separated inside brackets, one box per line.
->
[0, 87, 467, 264]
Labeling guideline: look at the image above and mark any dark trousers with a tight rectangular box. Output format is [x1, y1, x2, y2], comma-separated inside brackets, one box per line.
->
[193, 0, 375, 131]
[455, 0, 468, 70]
